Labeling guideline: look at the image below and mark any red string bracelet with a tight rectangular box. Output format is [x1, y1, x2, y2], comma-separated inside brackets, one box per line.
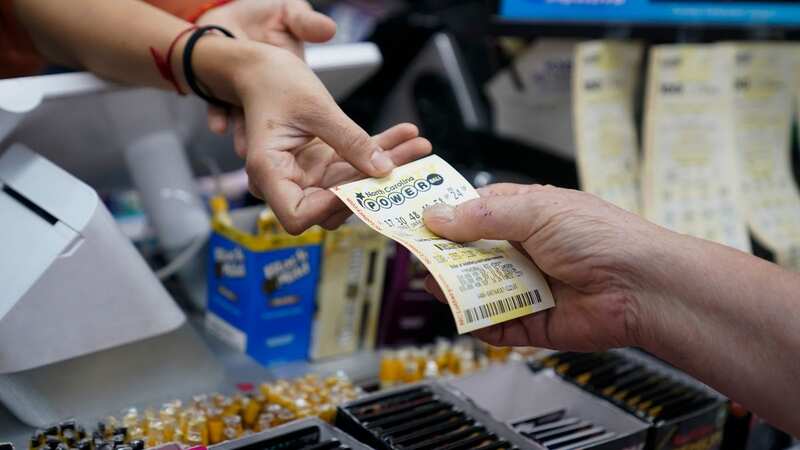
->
[150, 26, 197, 96]
[187, 0, 235, 24]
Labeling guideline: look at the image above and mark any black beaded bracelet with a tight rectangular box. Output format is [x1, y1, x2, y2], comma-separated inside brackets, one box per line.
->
[182, 25, 236, 107]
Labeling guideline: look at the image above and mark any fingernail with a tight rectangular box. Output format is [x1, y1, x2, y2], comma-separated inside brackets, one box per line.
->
[211, 116, 226, 132]
[424, 204, 455, 223]
[371, 150, 395, 174]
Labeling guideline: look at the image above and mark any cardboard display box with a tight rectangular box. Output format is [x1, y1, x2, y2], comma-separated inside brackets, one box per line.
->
[312, 222, 389, 360]
[206, 207, 323, 367]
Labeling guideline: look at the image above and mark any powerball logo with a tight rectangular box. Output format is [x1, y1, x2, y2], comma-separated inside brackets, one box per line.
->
[355, 173, 444, 212]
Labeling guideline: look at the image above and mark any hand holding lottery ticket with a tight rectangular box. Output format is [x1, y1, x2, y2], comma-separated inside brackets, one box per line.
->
[331, 155, 555, 334]
[420, 180, 666, 352]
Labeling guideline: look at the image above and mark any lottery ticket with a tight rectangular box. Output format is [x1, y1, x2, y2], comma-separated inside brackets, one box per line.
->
[573, 40, 643, 214]
[722, 43, 800, 270]
[330, 155, 555, 334]
[642, 45, 751, 252]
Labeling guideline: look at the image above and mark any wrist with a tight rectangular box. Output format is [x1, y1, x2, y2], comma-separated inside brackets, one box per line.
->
[627, 226, 739, 353]
[621, 225, 697, 349]
[171, 31, 262, 105]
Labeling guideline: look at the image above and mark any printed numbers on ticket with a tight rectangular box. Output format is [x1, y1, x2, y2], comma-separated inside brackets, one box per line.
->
[331, 155, 555, 334]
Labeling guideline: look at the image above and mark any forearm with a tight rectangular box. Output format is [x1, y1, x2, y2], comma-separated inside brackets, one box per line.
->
[12, 0, 249, 100]
[15, 0, 184, 88]
[637, 231, 800, 434]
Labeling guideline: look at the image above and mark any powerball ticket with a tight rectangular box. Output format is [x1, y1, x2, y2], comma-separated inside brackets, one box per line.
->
[330, 155, 555, 334]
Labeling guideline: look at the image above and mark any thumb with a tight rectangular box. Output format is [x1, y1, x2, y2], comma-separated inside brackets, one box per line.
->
[423, 196, 534, 243]
[284, 1, 337, 43]
[305, 102, 396, 177]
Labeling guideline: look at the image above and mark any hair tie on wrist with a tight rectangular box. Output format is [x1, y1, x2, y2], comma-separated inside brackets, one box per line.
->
[182, 25, 236, 107]
[150, 26, 197, 95]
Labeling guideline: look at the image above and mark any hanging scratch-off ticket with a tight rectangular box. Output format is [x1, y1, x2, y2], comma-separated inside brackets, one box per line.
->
[573, 40, 643, 214]
[722, 43, 800, 270]
[331, 155, 555, 334]
[642, 45, 751, 252]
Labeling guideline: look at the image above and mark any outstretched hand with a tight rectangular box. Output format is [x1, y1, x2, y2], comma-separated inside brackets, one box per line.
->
[245, 119, 431, 233]
[194, 6, 431, 234]
[422, 183, 667, 351]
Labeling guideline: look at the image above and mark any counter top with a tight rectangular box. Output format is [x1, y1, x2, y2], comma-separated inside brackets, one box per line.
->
[1, 314, 379, 447]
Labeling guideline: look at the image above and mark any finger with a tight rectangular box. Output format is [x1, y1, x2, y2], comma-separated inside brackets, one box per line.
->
[302, 102, 396, 178]
[517, 309, 555, 348]
[472, 322, 535, 347]
[284, 1, 337, 43]
[247, 150, 343, 234]
[373, 123, 419, 149]
[423, 275, 446, 303]
[384, 137, 432, 166]
[422, 195, 535, 243]
[320, 208, 351, 230]
[275, 186, 342, 234]
[477, 183, 540, 197]
[233, 111, 247, 158]
[321, 136, 431, 188]
[471, 325, 507, 347]
[373, 123, 432, 165]
[248, 177, 264, 200]
[207, 105, 229, 134]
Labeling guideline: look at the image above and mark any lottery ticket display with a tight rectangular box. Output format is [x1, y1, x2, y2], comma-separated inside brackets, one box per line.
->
[331, 155, 555, 334]
[573, 40, 643, 213]
[642, 45, 751, 252]
[721, 43, 800, 270]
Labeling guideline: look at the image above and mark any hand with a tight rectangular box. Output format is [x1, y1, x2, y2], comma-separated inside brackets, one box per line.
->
[422, 183, 669, 351]
[230, 44, 431, 233]
[189, 37, 430, 233]
[422, 192, 800, 435]
[196, 2, 424, 234]
[197, 0, 335, 57]
[197, 0, 337, 135]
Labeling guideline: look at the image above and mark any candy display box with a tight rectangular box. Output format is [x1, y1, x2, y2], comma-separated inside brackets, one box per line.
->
[206, 207, 323, 367]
